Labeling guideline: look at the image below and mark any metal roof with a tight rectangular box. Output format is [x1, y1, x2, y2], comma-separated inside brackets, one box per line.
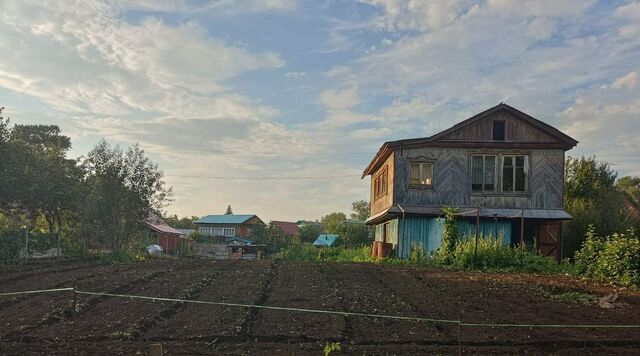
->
[366, 205, 572, 224]
[146, 213, 182, 235]
[313, 234, 339, 246]
[195, 214, 256, 224]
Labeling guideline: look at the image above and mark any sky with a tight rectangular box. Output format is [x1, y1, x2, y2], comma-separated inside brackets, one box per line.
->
[1, 0, 639, 222]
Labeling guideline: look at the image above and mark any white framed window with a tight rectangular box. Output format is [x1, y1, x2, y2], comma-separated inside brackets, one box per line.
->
[471, 155, 497, 193]
[223, 228, 235, 237]
[409, 162, 433, 188]
[502, 155, 528, 192]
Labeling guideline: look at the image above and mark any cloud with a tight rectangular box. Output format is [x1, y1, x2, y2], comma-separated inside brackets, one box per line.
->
[526, 17, 557, 40]
[614, 1, 640, 38]
[120, 0, 298, 13]
[0, 1, 284, 119]
[600, 72, 638, 91]
[487, 0, 595, 17]
[285, 71, 306, 78]
[319, 86, 360, 111]
[360, 0, 470, 32]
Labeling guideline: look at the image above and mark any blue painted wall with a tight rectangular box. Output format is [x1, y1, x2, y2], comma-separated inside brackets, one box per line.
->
[394, 217, 512, 258]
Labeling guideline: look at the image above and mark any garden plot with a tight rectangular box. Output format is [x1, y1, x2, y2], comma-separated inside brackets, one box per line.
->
[1, 259, 640, 355]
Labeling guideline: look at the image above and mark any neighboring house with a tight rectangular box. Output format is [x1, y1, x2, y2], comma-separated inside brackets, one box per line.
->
[271, 221, 300, 237]
[146, 213, 184, 256]
[362, 103, 578, 259]
[194, 214, 266, 239]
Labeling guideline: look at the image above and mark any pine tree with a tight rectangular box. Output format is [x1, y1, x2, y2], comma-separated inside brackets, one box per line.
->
[225, 205, 233, 215]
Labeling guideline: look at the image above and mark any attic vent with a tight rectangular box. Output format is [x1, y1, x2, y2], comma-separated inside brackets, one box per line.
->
[492, 120, 505, 141]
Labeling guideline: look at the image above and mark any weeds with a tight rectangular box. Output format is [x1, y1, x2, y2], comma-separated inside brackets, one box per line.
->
[323, 341, 341, 355]
[275, 245, 376, 263]
[532, 285, 597, 304]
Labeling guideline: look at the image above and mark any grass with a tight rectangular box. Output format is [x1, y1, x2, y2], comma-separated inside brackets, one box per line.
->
[275, 244, 376, 263]
[532, 285, 597, 304]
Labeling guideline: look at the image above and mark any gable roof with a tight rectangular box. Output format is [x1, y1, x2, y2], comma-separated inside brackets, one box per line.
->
[363, 103, 578, 177]
[146, 213, 182, 236]
[271, 221, 300, 236]
[195, 214, 259, 225]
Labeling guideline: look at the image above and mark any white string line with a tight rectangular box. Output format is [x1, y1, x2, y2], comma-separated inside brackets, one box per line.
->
[73, 290, 459, 324]
[3, 288, 640, 329]
[0, 288, 74, 296]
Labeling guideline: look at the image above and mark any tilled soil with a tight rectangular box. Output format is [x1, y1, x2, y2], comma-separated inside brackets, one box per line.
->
[1, 259, 639, 355]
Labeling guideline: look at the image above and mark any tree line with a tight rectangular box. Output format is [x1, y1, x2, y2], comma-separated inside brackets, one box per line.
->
[0, 108, 171, 259]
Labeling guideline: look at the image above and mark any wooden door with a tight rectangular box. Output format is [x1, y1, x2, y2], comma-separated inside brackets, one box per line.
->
[537, 222, 561, 260]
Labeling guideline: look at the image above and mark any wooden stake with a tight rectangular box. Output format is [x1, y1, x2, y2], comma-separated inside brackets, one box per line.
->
[474, 208, 480, 268]
[149, 343, 163, 356]
[520, 209, 525, 251]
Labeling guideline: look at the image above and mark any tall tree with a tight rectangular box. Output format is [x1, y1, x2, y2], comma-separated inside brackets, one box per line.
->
[350, 200, 370, 221]
[320, 212, 347, 234]
[83, 141, 172, 251]
[225, 205, 233, 215]
[9, 125, 79, 247]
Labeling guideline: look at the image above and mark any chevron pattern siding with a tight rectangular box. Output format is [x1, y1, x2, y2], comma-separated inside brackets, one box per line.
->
[394, 147, 564, 209]
[530, 150, 564, 208]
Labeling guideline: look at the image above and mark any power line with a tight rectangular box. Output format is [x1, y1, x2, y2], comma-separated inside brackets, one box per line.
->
[164, 174, 361, 180]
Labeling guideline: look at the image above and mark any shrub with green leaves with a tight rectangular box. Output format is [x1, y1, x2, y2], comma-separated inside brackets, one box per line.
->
[436, 234, 564, 273]
[575, 227, 640, 287]
[437, 207, 459, 263]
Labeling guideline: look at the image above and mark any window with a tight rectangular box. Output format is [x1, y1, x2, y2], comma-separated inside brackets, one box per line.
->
[409, 162, 433, 188]
[471, 155, 496, 192]
[373, 166, 388, 200]
[210, 227, 235, 237]
[492, 120, 505, 141]
[502, 155, 527, 192]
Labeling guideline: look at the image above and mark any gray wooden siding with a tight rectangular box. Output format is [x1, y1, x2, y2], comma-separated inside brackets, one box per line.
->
[393, 147, 564, 209]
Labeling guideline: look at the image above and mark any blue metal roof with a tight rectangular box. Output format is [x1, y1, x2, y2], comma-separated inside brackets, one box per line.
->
[195, 214, 255, 224]
[313, 234, 339, 246]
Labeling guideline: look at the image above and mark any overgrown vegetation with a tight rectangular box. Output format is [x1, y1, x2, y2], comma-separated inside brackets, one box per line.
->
[275, 244, 375, 262]
[447, 235, 568, 273]
[563, 157, 638, 258]
[436, 207, 458, 264]
[574, 226, 640, 287]
[0, 108, 171, 259]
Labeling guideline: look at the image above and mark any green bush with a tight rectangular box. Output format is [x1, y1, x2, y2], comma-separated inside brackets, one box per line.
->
[438, 207, 459, 264]
[450, 234, 518, 270]
[575, 227, 640, 287]
[435, 234, 564, 273]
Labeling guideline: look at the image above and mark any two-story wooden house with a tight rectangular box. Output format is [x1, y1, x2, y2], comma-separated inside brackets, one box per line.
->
[363, 103, 578, 259]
